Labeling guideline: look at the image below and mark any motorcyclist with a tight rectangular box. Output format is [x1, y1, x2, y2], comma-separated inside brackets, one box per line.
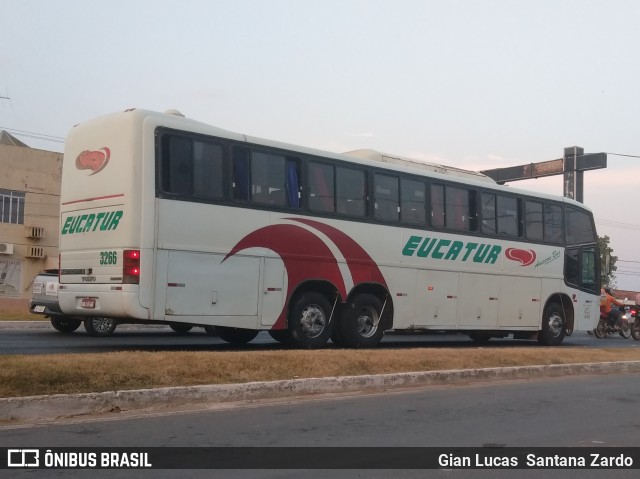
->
[600, 288, 624, 330]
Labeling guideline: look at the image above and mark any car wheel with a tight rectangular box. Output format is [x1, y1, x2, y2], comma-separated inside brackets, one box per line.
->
[84, 317, 117, 337]
[50, 316, 82, 333]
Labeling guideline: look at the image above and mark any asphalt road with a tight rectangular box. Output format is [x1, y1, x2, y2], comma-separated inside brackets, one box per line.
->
[0, 322, 638, 355]
[1, 373, 639, 478]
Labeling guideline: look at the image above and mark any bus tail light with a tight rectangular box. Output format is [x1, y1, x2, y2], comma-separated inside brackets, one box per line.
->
[123, 249, 141, 284]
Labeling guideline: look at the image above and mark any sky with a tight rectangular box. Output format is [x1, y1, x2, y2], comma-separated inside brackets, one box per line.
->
[1, 0, 640, 291]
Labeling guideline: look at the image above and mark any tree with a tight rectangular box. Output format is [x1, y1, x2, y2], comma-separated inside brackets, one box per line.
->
[597, 235, 617, 287]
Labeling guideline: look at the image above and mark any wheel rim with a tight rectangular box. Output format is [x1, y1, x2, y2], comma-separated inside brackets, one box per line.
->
[620, 323, 631, 339]
[547, 312, 564, 338]
[299, 304, 327, 338]
[93, 318, 112, 333]
[356, 305, 379, 338]
[595, 321, 607, 338]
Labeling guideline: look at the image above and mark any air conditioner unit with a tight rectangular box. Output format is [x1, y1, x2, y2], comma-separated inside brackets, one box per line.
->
[0, 243, 14, 255]
[26, 246, 46, 259]
[25, 226, 46, 239]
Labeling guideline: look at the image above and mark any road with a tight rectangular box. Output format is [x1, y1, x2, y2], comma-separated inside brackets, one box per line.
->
[1, 373, 639, 478]
[0, 322, 638, 355]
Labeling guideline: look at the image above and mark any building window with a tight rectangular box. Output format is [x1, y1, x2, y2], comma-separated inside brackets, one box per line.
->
[0, 189, 25, 224]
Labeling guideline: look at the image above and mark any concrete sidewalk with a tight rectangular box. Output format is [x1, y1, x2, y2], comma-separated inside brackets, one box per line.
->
[2, 360, 640, 425]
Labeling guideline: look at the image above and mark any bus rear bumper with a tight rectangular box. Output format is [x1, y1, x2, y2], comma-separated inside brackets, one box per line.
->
[58, 285, 149, 320]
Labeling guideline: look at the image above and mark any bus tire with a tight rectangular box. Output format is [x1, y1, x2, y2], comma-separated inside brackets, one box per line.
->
[50, 316, 82, 333]
[215, 326, 258, 345]
[84, 317, 117, 337]
[338, 293, 385, 348]
[538, 303, 565, 346]
[288, 292, 334, 349]
[203, 325, 217, 336]
[468, 332, 492, 344]
[169, 323, 193, 335]
[268, 329, 292, 345]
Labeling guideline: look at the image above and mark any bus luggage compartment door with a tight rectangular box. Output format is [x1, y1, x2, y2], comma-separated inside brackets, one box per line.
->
[165, 251, 259, 317]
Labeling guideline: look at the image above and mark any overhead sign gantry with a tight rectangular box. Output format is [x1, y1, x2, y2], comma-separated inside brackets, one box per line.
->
[480, 147, 607, 203]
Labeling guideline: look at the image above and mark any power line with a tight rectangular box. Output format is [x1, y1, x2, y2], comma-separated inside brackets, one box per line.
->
[0, 126, 65, 143]
[595, 218, 640, 231]
[607, 152, 640, 159]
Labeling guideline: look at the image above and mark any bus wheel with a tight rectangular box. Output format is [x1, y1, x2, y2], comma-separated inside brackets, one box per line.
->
[288, 292, 333, 349]
[84, 317, 117, 337]
[169, 323, 193, 335]
[215, 326, 258, 345]
[538, 303, 565, 346]
[50, 316, 82, 333]
[468, 332, 492, 344]
[338, 293, 385, 348]
[203, 325, 217, 336]
[268, 329, 292, 345]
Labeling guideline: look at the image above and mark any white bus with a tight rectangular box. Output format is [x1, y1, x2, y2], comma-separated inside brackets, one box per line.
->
[58, 109, 600, 348]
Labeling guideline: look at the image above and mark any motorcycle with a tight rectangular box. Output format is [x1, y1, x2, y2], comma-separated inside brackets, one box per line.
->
[629, 307, 640, 341]
[593, 307, 631, 339]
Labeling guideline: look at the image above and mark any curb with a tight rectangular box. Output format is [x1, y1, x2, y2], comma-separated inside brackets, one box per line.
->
[2, 361, 640, 424]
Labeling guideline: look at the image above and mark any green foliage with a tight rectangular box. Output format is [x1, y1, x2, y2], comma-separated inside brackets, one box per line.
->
[597, 235, 617, 287]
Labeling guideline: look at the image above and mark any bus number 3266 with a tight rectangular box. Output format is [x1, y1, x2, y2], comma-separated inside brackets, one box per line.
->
[99, 251, 117, 265]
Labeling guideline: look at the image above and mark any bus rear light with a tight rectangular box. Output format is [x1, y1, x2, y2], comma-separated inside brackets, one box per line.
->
[123, 249, 140, 284]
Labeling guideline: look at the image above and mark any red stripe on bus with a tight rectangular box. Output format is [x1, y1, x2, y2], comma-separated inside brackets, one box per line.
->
[62, 193, 125, 205]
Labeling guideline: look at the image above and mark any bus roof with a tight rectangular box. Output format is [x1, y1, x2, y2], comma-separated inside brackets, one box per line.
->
[77, 108, 593, 212]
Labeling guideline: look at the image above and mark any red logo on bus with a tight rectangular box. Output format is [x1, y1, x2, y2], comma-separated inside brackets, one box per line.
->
[75, 147, 110, 175]
[505, 248, 536, 266]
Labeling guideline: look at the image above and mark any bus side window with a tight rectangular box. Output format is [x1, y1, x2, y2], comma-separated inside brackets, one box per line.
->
[192, 140, 224, 199]
[163, 135, 193, 196]
[374, 173, 399, 222]
[544, 204, 563, 244]
[251, 151, 286, 207]
[481, 192, 496, 235]
[232, 147, 250, 201]
[445, 186, 469, 231]
[565, 248, 580, 286]
[308, 162, 335, 213]
[336, 167, 366, 217]
[581, 247, 599, 293]
[286, 159, 301, 209]
[431, 184, 445, 228]
[497, 195, 519, 237]
[400, 178, 426, 226]
[525, 200, 544, 241]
